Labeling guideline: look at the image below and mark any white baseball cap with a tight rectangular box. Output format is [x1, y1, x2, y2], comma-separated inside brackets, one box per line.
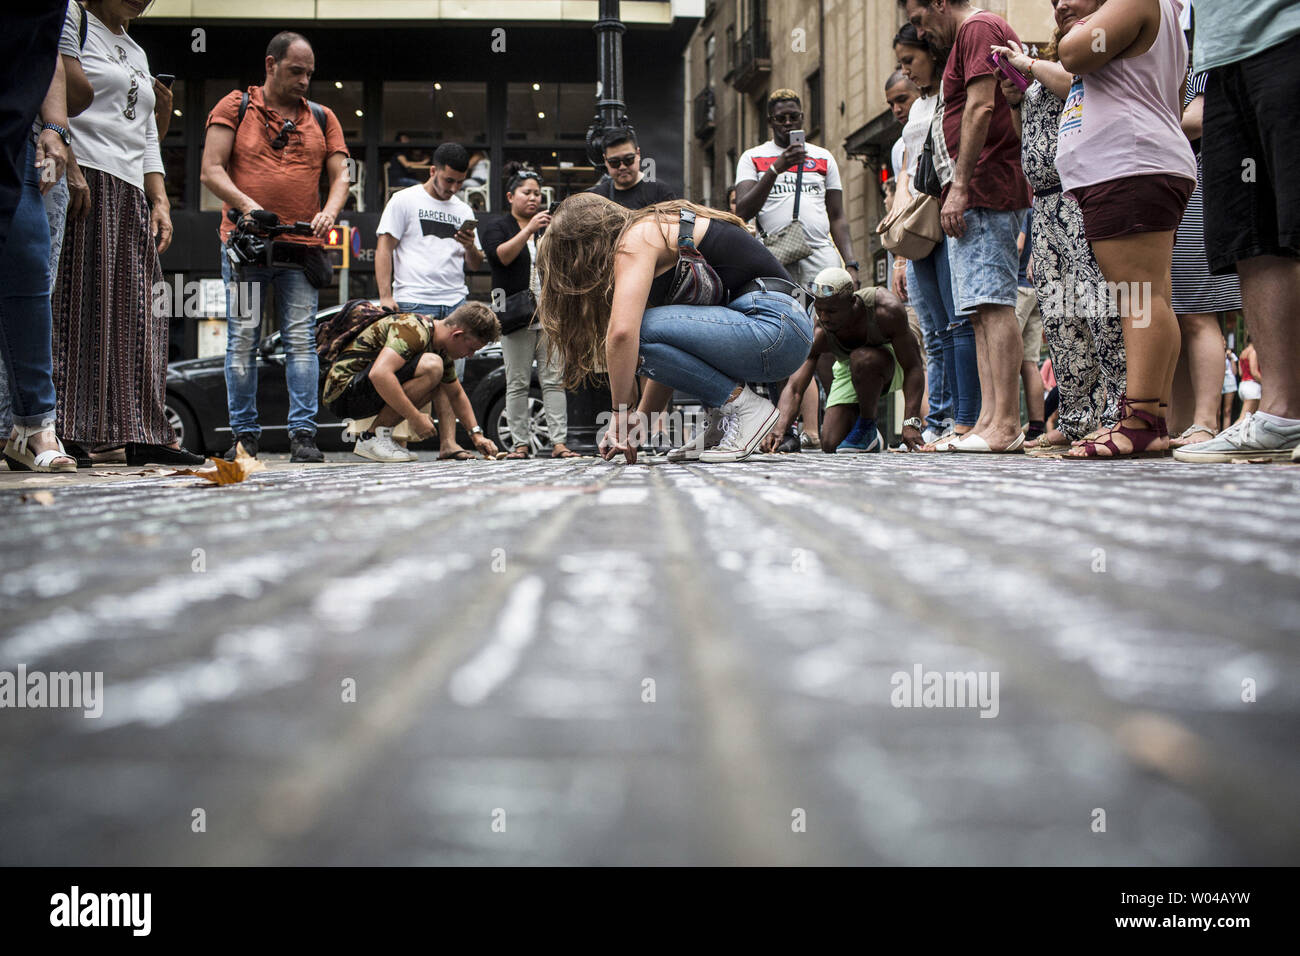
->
[809, 266, 855, 298]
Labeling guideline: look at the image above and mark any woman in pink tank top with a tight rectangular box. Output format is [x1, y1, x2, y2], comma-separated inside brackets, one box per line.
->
[1055, 0, 1198, 459]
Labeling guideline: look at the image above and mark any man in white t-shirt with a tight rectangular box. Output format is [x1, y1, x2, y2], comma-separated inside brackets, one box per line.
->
[377, 141, 484, 321]
[734, 89, 861, 289]
[376, 141, 485, 423]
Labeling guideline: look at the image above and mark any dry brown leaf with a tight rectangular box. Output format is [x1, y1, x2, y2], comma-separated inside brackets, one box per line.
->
[172, 454, 266, 485]
[20, 491, 55, 505]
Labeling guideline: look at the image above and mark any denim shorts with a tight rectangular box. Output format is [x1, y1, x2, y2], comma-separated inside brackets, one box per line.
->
[948, 207, 1028, 313]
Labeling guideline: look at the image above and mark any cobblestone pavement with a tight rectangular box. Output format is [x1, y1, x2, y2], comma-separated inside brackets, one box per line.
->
[1, 452, 1297, 865]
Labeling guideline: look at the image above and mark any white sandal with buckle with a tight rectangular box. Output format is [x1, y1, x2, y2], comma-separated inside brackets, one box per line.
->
[3, 425, 77, 473]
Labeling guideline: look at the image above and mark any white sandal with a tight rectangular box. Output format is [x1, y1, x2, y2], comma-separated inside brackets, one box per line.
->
[3, 425, 77, 473]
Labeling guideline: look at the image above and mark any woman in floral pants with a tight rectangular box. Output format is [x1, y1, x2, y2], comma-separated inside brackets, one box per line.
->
[995, 30, 1125, 449]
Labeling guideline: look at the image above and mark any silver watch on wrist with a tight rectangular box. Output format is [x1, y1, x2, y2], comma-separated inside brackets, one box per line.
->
[902, 417, 924, 431]
[470, 425, 483, 435]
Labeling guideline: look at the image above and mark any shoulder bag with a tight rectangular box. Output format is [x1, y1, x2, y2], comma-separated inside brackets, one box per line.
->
[666, 209, 727, 306]
[759, 160, 816, 266]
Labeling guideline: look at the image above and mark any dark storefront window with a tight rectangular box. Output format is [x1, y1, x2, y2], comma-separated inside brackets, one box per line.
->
[383, 81, 488, 143]
[311, 79, 365, 139]
[505, 82, 594, 144]
[161, 78, 187, 209]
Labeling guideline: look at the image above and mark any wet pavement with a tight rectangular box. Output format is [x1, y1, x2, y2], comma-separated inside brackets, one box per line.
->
[1, 452, 1298, 865]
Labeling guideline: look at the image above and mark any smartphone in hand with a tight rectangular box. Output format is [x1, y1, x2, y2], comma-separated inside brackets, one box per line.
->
[789, 129, 806, 147]
[155, 74, 175, 88]
[987, 53, 1030, 92]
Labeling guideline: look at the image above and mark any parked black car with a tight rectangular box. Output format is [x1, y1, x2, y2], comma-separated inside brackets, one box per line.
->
[164, 303, 550, 455]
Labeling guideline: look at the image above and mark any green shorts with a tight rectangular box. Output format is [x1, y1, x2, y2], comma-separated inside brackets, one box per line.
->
[826, 344, 903, 408]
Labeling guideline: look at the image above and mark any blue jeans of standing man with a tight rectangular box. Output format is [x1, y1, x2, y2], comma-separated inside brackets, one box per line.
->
[637, 290, 814, 408]
[223, 245, 320, 437]
[0, 139, 57, 432]
[0, 157, 67, 435]
[397, 299, 468, 378]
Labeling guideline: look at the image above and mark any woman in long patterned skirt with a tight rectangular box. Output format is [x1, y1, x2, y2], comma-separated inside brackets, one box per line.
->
[52, 0, 203, 466]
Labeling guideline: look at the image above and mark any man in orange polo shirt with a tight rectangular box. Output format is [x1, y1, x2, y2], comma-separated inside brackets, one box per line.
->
[200, 31, 350, 462]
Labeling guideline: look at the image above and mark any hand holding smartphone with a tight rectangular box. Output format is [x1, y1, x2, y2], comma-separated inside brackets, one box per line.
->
[988, 52, 1030, 93]
[155, 74, 175, 89]
[788, 129, 806, 147]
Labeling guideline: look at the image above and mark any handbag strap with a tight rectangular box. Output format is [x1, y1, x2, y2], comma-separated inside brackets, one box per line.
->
[677, 208, 698, 248]
[791, 161, 804, 222]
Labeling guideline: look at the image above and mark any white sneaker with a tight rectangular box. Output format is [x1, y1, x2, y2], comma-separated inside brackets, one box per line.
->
[354, 426, 415, 462]
[921, 426, 941, 445]
[667, 407, 727, 462]
[1172, 412, 1300, 463]
[699, 388, 779, 462]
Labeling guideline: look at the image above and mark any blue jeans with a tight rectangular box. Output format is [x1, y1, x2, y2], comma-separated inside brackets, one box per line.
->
[637, 291, 814, 408]
[907, 256, 951, 432]
[223, 245, 320, 437]
[0, 139, 56, 430]
[909, 236, 980, 428]
[397, 299, 467, 378]
[949, 206, 1029, 313]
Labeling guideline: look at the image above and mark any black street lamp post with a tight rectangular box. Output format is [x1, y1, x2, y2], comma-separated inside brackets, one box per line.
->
[565, 0, 633, 455]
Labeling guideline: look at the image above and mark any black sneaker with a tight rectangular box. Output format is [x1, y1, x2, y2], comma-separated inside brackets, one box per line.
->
[223, 432, 259, 461]
[289, 430, 324, 463]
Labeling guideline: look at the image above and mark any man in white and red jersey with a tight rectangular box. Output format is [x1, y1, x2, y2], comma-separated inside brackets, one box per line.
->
[734, 88, 861, 289]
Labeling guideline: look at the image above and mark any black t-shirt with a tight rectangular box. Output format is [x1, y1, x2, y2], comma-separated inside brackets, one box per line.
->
[646, 218, 792, 308]
[587, 175, 677, 210]
[477, 213, 532, 296]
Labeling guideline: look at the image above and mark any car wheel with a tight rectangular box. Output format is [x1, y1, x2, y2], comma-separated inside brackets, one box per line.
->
[165, 395, 203, 454]
[486, 388, 548, 454]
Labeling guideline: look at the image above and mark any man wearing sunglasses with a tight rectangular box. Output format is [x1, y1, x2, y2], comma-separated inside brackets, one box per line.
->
[735, 90, 859, 290]
[202, 31, 351, 463]
[586, 127, 676, 210]
[762, 267, 926, 455]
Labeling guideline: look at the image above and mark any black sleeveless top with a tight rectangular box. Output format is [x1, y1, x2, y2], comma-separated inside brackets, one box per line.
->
[645, 219, 793, 308]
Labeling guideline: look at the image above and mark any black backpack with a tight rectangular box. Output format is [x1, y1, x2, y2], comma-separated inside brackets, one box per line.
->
[315, 299, 396, 367]
[235, 91, 333, 204]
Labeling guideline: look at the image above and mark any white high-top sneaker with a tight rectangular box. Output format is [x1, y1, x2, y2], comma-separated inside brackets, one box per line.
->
[354, 426, 416, 462]
[667, 407, 727, 462]
[699, 388, 779, 462]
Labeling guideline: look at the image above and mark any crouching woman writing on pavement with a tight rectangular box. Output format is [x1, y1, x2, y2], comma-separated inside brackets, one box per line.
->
[536, 193, 814, 463]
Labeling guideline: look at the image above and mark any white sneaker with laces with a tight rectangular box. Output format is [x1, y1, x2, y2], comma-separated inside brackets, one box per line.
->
[667, 407, 727, 462]
[1172, 412, 1300, 463]
[354, 426, 416, 462]
[699, 388, 779, 462]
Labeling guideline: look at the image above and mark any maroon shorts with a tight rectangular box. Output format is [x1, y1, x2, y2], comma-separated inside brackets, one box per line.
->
[1069, 174, 1195, 241]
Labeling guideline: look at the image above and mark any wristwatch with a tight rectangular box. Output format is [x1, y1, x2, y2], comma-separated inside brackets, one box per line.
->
[42, 123, 71, 147]
[846, 260, 860, 270]
[470, 425, 483, 436]
[902, 417, 924, 431]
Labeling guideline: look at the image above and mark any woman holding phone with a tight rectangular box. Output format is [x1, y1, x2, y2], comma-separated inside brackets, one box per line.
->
[1054, 0, 1197, 458]
[52, 0, 203, 466]
[991, 0, 1126, 452]
[477, 165, 575, 459]
[536, 193, 812, 463]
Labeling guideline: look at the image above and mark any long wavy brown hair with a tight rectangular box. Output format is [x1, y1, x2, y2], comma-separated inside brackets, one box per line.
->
[536, 192, 747, 390]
